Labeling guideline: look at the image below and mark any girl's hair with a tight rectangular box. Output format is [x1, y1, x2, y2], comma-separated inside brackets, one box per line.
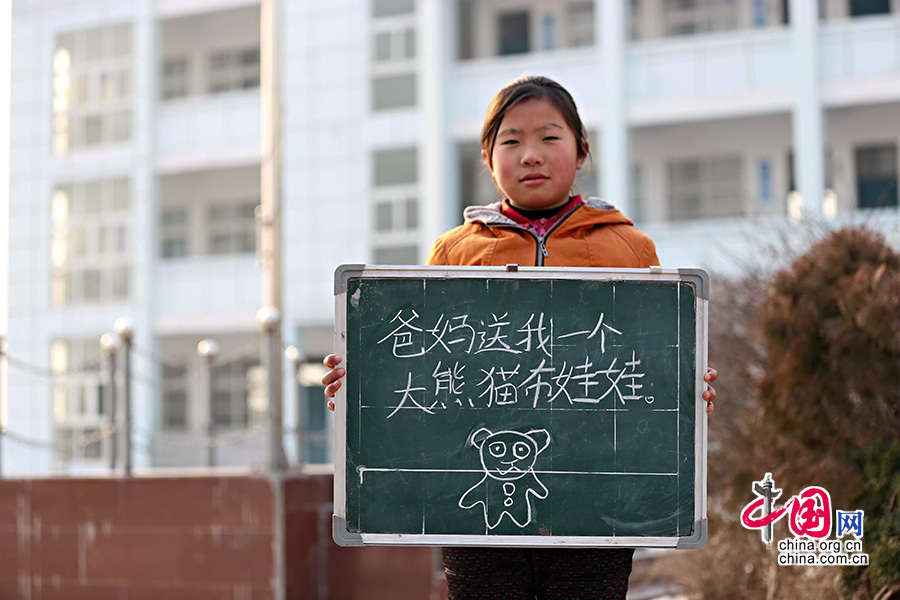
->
[480, 75, 590, 169]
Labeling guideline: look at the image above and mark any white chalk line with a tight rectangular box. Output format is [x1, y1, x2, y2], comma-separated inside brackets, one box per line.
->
[357, 467, 678, 483]
[360, 406, 680, 412]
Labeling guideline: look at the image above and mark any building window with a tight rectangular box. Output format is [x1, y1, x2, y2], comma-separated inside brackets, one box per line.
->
[663, 0, 739, 36]
[161, 56, 190, 100]
[211, 357, 257, 428]
[371, 73, 417, 110]
[373, 147, 418, 186]
[373, 245, 419, 264]
[668, 156, 744, 220]
[162, 364, 189, 430]
[371, 4, 417, 111]
[159, 200, 257, 258]
[567, 2, 595, 47]
[207, 47, 260, 94]
[299, 384, 330, 463]
[373, 26, 415, 63]
[54, 23, 132, 154]
[161, 208, 190, 258]
[850, 0, 891, 16]
[372, 147, 419, 263]
[631, 164, 646, 223]
[373, 197, 418, 233]
[498, 10, 531, 55]
[461, 2, 597, 57]
[541, 14, 557, 51]
[159, 166, 259, 259]
[372, 0, 415, 18]
[856, 144, 898, 209]
[51, 338, 106, 464]
[55, 426, 104, 462]
[52, 178, 131, 305]
[206, 201, 257, 255]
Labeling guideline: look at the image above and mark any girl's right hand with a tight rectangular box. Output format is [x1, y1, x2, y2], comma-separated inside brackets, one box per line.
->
[322, 354, 346, 411]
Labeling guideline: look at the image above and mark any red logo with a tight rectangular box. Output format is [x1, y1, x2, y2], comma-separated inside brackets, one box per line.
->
[741, 474, 832, 544]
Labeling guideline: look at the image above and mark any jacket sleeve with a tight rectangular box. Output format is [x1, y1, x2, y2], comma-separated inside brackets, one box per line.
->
[640, 237, 660, 267]
[426, 236, 448, 266]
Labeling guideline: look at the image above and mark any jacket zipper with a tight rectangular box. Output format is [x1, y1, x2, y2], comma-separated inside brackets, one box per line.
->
[524, 204, 582, 266]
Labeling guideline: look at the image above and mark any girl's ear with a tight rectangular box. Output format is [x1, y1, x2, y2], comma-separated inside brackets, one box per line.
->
[577, 140, 590, 170]
[481, 149, 493, 174]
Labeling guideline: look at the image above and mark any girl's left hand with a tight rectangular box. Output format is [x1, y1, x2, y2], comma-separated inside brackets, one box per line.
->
[703, 368, 718, 414]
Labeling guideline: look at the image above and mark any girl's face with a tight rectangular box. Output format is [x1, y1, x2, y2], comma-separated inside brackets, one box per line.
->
[483, 97, 587, 211]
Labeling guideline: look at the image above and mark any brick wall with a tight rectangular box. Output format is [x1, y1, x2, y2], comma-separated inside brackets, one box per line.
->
[0, 472, 446, 600]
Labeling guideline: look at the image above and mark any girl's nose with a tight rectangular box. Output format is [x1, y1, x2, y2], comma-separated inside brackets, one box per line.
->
[521, 150, 543, 166]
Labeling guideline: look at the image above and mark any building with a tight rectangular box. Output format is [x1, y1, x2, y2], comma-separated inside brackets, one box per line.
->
[3, 0, 900, 475]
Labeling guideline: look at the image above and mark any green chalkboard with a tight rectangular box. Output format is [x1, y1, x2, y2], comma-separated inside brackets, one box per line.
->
[332, 265, 708, 548]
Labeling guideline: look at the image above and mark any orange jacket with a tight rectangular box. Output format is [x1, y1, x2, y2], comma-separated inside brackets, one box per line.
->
[427, 197, 659, 268]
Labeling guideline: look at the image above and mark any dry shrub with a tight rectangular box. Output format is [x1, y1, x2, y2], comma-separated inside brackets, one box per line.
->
[654, 226, 900, 600]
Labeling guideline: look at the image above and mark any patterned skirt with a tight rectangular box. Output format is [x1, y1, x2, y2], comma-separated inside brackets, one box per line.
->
[441, 547, 634, 600]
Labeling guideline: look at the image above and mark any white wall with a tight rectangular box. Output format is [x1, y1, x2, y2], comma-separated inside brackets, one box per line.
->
[0, 0, 10, 474]
[7, 0, 145, 474]
[282, 0, 369, 329]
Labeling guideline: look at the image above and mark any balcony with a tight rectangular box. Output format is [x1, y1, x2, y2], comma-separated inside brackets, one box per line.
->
[156, 4, 261, 172]
[448, 14, 900, 130]
[154, 255, 261, 334]
[821, 15, 900, 105]
[155, 89, 261, 172]
[155, 164, 262, 333]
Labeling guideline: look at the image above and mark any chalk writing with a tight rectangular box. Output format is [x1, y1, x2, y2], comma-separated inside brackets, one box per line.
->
[475, 313, 521, 355]
[433, 360, 465, 397]
[620, 351, 646, 403]
[478, 365, 521, 407]
[378, 310, 426, 358]
[387, 372, 434, 419]
[378, 311, 627, 360]
[376, 310, 658, 417]
[557, 313, 621, 353]
[426, 315, 477, 355]
[520, 359, 556, 408]
[459, 428, 551, 530]
[515, 313, 553, 357]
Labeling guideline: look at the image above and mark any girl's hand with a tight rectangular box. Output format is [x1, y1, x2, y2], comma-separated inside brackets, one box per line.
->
[703, 368, 718, 414]
[322, 354, 346, 412]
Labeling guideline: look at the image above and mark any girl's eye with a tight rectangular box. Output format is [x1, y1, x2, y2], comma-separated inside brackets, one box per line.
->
[501, 139, 518, 146]
[544, 136, 559, 142]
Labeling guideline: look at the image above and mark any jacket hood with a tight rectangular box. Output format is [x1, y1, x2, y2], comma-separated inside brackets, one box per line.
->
[462, 196, 628, 227]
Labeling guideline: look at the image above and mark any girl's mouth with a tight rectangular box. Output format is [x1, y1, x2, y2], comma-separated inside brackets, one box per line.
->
[521, 174, 549, 186]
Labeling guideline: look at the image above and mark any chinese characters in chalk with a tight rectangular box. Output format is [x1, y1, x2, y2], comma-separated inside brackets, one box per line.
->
[377, 310, 657, 418]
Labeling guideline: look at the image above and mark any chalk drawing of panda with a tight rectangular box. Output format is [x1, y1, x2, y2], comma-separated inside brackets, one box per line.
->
[458, 428, 551, 530]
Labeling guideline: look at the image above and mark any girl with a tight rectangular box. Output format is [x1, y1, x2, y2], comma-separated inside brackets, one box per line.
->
[323, 75, 717, 599]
